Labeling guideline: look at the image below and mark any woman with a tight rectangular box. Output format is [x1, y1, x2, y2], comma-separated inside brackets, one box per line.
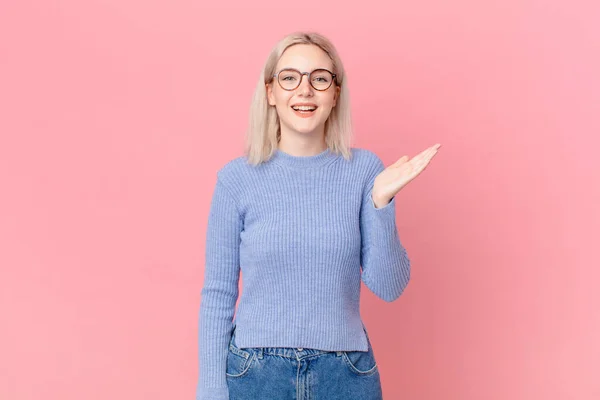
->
[197, 31, 441, 400]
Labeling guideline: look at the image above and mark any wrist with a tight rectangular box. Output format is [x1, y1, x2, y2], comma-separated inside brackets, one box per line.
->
[372, 193, 391, 209]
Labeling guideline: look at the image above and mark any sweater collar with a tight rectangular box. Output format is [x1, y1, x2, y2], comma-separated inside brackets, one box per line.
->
[271, 147, 339, 169]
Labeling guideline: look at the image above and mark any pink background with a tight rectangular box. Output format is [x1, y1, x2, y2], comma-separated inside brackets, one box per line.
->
[1, 1, 598, 399]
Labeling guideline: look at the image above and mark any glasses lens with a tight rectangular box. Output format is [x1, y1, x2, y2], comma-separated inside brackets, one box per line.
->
[310, 69, 333, 90]
[278, 69, 302, 90]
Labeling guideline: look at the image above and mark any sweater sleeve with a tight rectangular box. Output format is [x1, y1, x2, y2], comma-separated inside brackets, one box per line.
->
[359, 155, 411, 302]
[196, 176, 243, 400]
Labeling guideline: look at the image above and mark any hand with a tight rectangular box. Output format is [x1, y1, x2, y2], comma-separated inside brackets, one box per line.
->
[372, 143, 442, 206]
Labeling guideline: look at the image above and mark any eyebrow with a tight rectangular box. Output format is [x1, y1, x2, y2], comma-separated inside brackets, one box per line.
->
[279, 67, 331, 71]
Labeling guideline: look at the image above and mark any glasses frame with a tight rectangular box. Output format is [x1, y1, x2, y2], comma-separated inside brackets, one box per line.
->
[272, 68, 337, 91]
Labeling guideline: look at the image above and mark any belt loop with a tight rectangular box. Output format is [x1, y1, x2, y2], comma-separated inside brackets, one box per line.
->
[257, 347, 263, 359]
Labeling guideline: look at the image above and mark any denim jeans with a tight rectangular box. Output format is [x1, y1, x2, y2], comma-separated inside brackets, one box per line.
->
[226, 324, 383, 400]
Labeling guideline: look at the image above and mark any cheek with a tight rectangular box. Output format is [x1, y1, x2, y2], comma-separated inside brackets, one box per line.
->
[274, 98, 293, 119]
[274, 92, 293, 108]
[319, 96, 336, 112]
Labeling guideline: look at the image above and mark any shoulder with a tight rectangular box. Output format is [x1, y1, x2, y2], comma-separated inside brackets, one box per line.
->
[348, 147, 388, 188]
[349, 147, 385, 170]
[217, 156, 251, 189]
[205, 156, 249, 213]
[216, 155, 249, 179]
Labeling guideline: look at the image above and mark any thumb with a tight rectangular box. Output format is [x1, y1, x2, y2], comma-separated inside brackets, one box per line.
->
[391, 155, 409, 167]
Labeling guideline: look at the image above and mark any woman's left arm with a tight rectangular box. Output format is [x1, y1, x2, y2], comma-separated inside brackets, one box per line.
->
[359, 144, 441, 302]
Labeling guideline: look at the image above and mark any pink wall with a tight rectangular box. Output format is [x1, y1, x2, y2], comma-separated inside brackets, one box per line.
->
[1, 1, 598, 399]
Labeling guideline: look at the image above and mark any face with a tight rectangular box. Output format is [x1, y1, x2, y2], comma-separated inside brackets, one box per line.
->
[266, 44, 341, 139]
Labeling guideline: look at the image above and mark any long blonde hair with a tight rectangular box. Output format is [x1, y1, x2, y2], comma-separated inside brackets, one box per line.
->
[244, 31, 354, 166]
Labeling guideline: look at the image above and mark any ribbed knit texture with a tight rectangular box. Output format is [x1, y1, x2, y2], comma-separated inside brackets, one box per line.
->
[196, 147, 410, 400]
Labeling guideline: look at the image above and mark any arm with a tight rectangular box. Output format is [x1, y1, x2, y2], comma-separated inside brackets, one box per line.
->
[196, 176, 242, 400]
[359, 156, 411, 302]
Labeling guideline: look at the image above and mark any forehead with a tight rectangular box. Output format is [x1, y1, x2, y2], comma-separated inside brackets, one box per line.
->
[277, 44, 333, 71]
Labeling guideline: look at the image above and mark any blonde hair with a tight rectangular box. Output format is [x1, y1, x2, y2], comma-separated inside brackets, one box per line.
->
[244, 31, 354, 166]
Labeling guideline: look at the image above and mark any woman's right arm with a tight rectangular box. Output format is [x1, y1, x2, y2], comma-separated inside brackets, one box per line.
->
[196, 176, 243, 400]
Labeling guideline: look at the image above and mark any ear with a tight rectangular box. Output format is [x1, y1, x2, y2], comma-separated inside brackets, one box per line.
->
[333, 85, 341, 107]
[266, 83, 275, 106]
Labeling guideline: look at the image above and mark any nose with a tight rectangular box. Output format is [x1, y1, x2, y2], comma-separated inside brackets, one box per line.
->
[297, 74, 313, 95]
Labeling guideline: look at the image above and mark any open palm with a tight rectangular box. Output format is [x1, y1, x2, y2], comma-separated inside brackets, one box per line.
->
[372, 143, 442, 203]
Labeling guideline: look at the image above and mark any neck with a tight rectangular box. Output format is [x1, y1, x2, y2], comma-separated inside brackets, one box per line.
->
[271, 144, 338, 170]
[277, 126, 327, 157]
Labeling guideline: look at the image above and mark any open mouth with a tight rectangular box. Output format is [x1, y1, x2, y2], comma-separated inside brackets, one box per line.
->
[291, 105, 318, 118]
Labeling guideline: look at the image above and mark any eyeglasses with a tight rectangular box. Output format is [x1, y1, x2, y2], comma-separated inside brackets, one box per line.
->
[272, 68, 337, 91]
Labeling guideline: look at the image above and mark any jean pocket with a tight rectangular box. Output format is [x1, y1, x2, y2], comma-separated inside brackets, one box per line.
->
[226, 328, 257, 378]
[341, 327, 378, 376]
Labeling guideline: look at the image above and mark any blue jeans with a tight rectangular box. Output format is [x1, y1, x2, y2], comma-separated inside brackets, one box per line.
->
[226, 325, 383, 400]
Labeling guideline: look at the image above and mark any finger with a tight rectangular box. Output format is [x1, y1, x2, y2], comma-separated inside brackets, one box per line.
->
[411, 147, 436, 164]
[392, 155, 409, 167]
[414, 158, 432, 175]
[422, 150, 438, 166]
[425, 145, 440, 160]
[424, 144, 441, 158]
[418, 151, 439, 171]
[417, 149, 437, 167]
[417, 147, 433, 158]
[426, 148, 438, 160]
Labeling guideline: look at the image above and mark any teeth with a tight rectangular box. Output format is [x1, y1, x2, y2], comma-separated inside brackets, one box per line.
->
[292, 106, 316, 111]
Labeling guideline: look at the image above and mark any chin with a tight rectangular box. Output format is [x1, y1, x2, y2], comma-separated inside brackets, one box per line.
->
[294, 126, 324, 135]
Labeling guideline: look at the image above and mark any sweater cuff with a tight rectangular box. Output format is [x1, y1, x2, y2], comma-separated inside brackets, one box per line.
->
[365, 193, 398, 243]
[370, 194, 395, 211]
[197, 386, 229, 400]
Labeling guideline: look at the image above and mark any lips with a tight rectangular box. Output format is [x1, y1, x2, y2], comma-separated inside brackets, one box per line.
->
[290, 102, 318, 119]
[291, 104, 318, 110]
[291, 106, 317, 118]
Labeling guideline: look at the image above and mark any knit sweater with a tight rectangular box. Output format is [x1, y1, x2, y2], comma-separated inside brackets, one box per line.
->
[196, 147, 410, 400]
